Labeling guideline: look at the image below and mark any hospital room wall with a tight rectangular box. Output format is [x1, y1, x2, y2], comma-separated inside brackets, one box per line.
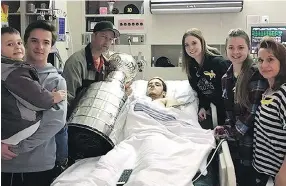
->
[67, 0, 286, 80]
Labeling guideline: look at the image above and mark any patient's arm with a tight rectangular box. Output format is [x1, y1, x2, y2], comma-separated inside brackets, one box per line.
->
[153, 98, 168, 107]
[153, 98, 182, 109]
[166, 98, 181, 108]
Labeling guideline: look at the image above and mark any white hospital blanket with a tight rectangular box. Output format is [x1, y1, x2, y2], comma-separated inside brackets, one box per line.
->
[52, 98, 215, 186]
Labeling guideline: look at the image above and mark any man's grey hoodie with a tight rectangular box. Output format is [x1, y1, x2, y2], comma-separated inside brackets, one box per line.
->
[1, 63, 67, 173]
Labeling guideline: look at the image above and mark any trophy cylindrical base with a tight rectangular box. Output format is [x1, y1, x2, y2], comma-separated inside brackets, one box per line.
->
[68, 124, 114, 161]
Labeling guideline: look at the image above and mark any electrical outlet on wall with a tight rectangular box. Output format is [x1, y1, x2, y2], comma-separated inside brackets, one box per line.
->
[82, 33, 91, 45]
[261, 15, 269, 23]
[117, 34, 146, 45]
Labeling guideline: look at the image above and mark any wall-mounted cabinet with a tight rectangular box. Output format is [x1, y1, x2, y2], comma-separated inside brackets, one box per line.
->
[85, 1, 144, 15]
[151, 45, 181, 67]
[84, 1, 145, 34]
[2, 0, 68, 69]
[24, 1, 53, 26]
[2, 0, 53, 37]
[2, 1, 21, 33]
[83, 1, 146, 47]
[151, 44, 226, 67]
[85, 16, 114, 32]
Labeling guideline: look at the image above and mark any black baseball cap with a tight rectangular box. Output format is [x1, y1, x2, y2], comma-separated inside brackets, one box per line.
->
[124, 4, 139, 14]
[93, 21, 120, 38]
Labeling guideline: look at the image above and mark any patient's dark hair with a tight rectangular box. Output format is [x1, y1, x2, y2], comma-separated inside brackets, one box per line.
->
[147, 77, 167, 92]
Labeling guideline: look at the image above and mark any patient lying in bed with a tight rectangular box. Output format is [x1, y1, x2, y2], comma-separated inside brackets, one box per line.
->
[127, 77, 184, 109]
[52, 77, 215, 186]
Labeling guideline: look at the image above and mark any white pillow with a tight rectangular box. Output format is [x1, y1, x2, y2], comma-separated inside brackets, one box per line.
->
[131, 80, 197, 104]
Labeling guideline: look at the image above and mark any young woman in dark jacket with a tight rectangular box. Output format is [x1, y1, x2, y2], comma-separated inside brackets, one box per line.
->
[181, 28, 229, 126]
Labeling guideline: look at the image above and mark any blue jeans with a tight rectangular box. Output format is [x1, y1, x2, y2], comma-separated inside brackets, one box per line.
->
[55, 125, 68, 164]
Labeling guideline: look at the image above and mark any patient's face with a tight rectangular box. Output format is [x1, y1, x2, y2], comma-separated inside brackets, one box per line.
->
[147, 79, 165, 99]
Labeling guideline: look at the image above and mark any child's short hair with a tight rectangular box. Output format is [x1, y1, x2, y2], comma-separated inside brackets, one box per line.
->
[1, 27, 20, 36]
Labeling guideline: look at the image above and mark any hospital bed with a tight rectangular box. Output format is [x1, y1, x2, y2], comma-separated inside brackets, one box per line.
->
[52, 79, 236, 186]
[131, 79, 236, 186]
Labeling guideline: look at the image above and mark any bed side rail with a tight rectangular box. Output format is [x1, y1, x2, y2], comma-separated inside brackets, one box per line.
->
[219, 141, 236, 186]
[210, 103, 236, 186]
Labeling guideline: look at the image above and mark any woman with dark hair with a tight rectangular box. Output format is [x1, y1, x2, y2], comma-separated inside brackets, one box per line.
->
[215, 28, 267, 186]
[181, 28, 229, 127]
[252, 37, 286, 186]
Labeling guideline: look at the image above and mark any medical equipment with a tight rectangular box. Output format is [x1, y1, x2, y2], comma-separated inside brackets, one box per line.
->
[55, 17, 66, 41]
[135, 52, 146, 72]
[68, 53, 139, 161]
[26, 5, 67, 42]
[250, 25, 286, 54]
[247, 23, 286, 54]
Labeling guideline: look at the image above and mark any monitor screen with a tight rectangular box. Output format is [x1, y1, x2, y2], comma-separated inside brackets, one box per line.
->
[250, 26, 286, 54]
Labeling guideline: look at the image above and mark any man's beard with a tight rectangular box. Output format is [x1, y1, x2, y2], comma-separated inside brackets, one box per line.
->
[94, 46, 108, 53]
[101, 46, 109, 52]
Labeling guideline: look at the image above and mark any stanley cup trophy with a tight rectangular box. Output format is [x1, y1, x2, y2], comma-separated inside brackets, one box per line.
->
[68, 53, 139, 160]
